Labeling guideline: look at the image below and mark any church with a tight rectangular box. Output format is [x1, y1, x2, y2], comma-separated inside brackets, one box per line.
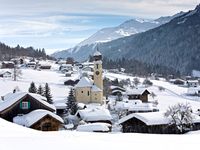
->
[75, 51, 103, 104]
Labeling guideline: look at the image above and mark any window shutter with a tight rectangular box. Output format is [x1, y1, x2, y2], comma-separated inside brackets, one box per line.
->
[20, 101, 22, 109]
[28, 101, 30, 109]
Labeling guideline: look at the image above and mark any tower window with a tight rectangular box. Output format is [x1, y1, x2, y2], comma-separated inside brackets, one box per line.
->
[81, 91, 83, 93]
[96, 64, 99, 69]
[88, 91, 90, 96]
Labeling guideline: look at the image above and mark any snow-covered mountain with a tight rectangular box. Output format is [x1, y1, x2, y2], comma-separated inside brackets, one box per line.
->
[51, 12, 185, 60]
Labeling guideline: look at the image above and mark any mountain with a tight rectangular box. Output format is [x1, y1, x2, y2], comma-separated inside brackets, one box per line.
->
[98, 4, 200, 74]
[52, 12, 184, 60]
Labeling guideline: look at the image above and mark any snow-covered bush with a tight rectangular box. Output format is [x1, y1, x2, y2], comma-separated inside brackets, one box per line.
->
[164, 103, 194, 133]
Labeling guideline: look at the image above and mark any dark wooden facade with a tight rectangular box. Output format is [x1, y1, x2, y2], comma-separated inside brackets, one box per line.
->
[64, 79, 79, 86]
[127, 90, 150, 102]
[31, 115, 62, 131]
[1, 62, 14, 69]
[0, 94, 55, 122]
[120, 117, 175, 134]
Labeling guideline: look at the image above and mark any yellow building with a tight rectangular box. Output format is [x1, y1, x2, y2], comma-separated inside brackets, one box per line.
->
[75, 51, 103, 104]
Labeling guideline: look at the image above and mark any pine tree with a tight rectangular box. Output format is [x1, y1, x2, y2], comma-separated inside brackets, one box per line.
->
[28, 82, 37, 93]
[66, 88, 78, 115]
[44, 83, 53, 104]
[37, 85, 44, 96]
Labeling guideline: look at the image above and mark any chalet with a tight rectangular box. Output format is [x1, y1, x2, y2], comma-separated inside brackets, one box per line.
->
[60, 64, 73, 73]
[1, 61, 15, 69]
[77, 123, 111, 132]
[27, 62, 36, 68]
[169, 78, 185, 85]
[13, 109, 63, 131]
[64, 79, 80, 86]
[119, 112, 200, 134]
[187, 87, 200, 96]
[0, 70, 12, 78]
[110, 85, 126, 96]
[187, 80, 199, 87]
[126, 88, 150, 102]
[76, 106, 112, 124]
[0, 92, 63, 131]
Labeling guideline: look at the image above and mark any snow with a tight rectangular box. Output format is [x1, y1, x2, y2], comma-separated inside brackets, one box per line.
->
[75, 77, 92, 88]
[77, 106, 112, 122]
[91, 85, 102, 92]
[0, 92, 56, 112]
[119, 111, 170, 125]
[77, 123, 111, 132]
[126, 88, 149, 95]
[13, 109, 64, 127]
[93, 51, 102, 56]
[54, 102, 67, 109]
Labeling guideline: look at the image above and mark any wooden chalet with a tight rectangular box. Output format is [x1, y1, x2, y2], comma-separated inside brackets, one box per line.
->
[0, 92, 63, 131]
[64, 79, 80, 86]
[119, 112, 200, 134]
[1, 61, 15, 69]
[126, 88, 150, 102]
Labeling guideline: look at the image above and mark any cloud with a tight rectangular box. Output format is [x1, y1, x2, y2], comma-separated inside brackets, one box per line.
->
[0, 0, 199, 53]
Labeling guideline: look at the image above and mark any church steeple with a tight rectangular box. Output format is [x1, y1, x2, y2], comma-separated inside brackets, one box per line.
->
[93, 48, 103, 90]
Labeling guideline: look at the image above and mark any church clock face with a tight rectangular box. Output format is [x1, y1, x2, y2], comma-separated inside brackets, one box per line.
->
[95, 71, 100, 75]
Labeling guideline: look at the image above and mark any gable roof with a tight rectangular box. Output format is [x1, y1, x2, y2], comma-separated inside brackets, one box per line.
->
[13, 109, 63, 127]
[75, 77, 93, 88]
[118, 112, 170, 126]
[91, 85, 102, 92]
[126, 88, 150, 95]
[0, 92, 55, 112]
[77, 107, 112, 122]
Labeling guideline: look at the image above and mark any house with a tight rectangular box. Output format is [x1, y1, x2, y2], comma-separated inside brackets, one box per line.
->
[64, 79, 80, 86]
[126, 88, 150, 102]
[1, 61, 15, 69]
[59, 64, 73, 73]
[187, 87, 200, 96]
[75, 51, 103, 104]
[77, 123, 111, 132]
[13, 109, 63, 131]
[110, 85, 126, 96]
[187, 80, 199, 87]
[169, 78, 185, 85]
[0, 70, 12, 78]
[76, 106, 112, 124]
[54, 102, 67, 115]
[27, 62, 37, 68]
[39, 62, 52, 69]
[119, 112, 200, 134]
[0, 92, 63, 131]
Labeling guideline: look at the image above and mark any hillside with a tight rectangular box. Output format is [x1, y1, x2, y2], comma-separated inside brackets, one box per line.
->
[0, 43, 49, 61]
[51, 12, 184, 60]
[53, 5, 200, 75]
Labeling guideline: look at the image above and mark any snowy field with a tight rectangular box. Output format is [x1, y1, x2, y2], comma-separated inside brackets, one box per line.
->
[0, 117, 200, 150]
[1, 69, 200, 149]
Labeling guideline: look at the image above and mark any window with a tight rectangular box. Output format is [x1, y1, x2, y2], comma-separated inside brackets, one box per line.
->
[42, 122, 52, 131]
[20, 101, 30, 109]
[88, 91, 90, 96]
[96, 64, 99, 69]
[81, 91, 84, 93]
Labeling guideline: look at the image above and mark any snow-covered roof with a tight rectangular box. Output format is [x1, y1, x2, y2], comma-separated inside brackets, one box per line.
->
[77, 107, 112, 122]
[0, 69, 12, 75]
[93, 51, 102, 56]
[110, 85, 125, 91]
[76, 123, 111, 132]
[187, 80, 199, 83]
[0, 92, 55, 112]
[118, 112, 170, 125]
[54, 103, 67, 109]
[91, 85, 102, 92]
[13, 109, 64, 127]
[75, 77, 93, 88]
[126, 88, 150, 95]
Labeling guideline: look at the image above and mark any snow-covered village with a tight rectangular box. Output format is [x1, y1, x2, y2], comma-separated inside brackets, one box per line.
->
[1, 1, 200, 150]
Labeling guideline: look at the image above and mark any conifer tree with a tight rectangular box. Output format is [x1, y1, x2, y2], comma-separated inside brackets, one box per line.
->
[28, 82, 37, 93]
[37, 85, 44, 96]
[44, 83, 53, 104]
[66, 88, 78, 115]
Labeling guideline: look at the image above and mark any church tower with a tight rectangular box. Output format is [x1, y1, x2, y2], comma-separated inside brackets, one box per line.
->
[93, 50, 103, 90]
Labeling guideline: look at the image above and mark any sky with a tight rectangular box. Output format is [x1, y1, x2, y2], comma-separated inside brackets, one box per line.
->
[0, 0, 199, 54]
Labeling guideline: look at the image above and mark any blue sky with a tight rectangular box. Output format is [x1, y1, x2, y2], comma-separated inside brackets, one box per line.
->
[0, 0, 199, 54]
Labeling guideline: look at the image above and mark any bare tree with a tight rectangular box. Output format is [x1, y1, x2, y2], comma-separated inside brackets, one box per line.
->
[164, 103, 194, 133]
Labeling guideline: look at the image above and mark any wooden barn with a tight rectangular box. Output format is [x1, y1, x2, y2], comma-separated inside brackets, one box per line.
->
[0, 92, 63, 131]
[1, 61, 15, 69]
[126, 88, 150, 102]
